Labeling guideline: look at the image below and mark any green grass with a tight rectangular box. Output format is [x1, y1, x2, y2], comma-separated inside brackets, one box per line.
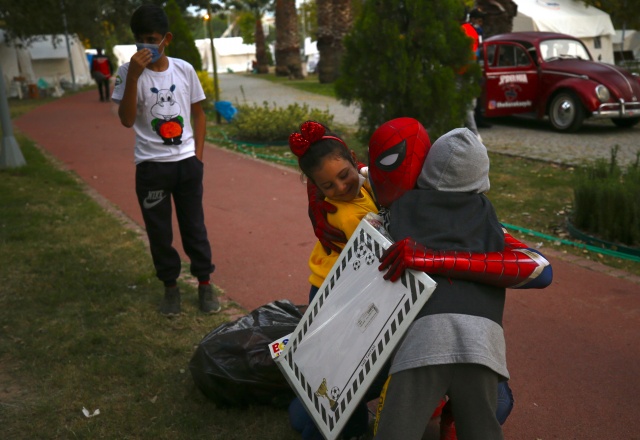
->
[0, 110, 300, 439]
[246, 72, 338, 98]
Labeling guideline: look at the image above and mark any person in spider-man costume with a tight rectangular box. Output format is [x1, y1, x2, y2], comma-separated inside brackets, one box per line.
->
[369, 117, 551, 289]
[369, 122, 552, 440]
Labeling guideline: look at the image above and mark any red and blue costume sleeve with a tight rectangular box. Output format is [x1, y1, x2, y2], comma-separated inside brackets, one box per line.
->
[307, 180, 346, 254]
[378, 228, 553, 289]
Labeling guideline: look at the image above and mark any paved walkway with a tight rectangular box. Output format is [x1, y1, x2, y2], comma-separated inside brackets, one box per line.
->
[12, 77, 640, 439]
[219, 73, 640, 167]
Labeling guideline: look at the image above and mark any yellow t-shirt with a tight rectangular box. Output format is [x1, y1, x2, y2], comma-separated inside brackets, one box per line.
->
[308, 186, 378, 288]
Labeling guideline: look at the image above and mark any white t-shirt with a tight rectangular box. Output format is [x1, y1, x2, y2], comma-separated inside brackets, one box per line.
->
[112, 57, 206, 164]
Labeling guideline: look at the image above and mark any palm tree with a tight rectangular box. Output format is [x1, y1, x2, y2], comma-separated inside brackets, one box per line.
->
[316, 0, 352, 83]
[275, 0, 303, 78]
[224, 0, 273, 73]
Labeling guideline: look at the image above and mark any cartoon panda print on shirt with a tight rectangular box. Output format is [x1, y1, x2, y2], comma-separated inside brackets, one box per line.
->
[150, 84, 184, 145]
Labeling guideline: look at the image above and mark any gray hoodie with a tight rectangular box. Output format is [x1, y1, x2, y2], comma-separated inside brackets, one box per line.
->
[386, 128, 508, 380]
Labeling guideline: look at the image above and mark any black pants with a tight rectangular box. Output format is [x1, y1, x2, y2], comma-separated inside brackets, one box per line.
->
[135, 156, 214, 283]
[96, 79, 109, 101]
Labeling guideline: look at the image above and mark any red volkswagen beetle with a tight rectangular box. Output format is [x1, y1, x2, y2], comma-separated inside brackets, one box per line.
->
[480, 32, 640, 132]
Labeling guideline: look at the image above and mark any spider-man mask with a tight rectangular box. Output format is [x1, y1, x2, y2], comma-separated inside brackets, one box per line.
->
[368, 118, 431, 208]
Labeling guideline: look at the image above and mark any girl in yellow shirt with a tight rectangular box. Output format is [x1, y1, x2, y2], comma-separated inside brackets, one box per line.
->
[288, 120, 377, 440]
[289, 120, 378, 298]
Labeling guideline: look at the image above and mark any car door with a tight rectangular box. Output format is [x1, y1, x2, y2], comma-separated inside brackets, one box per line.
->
[482, 41, 539, 117]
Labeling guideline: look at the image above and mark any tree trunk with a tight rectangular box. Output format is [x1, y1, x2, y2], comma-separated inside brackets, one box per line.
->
[275, 0, 303, 78]
[477, 0, 518, 38]
[317, 0, 352, 83]
[255, 15, 269, 74]
[316, 0, 334, 83]
[331, 0, 352, 79]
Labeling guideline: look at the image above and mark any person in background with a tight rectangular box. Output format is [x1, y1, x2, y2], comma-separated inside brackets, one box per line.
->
[90, 48, 113, 102]
[468, 8, 493, 129]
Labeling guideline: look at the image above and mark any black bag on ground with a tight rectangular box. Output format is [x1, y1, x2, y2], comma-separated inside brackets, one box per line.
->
[189, 299, 303, 408]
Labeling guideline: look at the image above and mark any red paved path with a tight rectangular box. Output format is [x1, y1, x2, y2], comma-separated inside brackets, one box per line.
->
[14, 91, 640, 439]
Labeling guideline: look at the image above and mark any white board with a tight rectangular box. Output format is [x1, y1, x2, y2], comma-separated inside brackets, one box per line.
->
[273, 213, 437, 440]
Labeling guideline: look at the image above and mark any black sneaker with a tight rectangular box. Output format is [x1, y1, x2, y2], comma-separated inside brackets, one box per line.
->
[198, 284, 221, 313]
[159, 286, 181, 317]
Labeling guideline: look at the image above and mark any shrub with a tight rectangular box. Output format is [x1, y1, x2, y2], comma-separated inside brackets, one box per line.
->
[197, 71, 217, 112]
[572, 146, 640, 246]
[224, 102, 335, 143]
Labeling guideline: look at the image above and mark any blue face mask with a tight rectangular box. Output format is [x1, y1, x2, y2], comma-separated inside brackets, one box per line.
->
[136, 37, 165, 63]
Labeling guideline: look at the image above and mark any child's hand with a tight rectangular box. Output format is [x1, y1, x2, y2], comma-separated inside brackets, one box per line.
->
[128, 50, 152, 79]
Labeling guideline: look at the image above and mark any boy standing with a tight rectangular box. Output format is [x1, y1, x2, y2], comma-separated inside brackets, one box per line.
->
[112, 4, 217, 316]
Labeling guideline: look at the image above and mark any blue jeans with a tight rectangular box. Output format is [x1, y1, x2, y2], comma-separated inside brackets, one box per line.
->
[496, 380, 514, 425]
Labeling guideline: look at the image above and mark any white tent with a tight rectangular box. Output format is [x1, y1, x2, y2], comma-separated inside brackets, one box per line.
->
[112, 44, 137, 69]
[303, 37, 319, 74]
[0, 29, 36, 98]
[26, 34, 92, 87]
[196, 37, 255, 73]
[112, 37, 256, 74]
[613, 29, 640, 60]
[512, 0, 616, 64]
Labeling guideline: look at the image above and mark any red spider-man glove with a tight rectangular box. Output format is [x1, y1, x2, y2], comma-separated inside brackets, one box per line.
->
[307, 180, 347, 254]
[379, 237, 551, 288]
[379, 238, 441, 282]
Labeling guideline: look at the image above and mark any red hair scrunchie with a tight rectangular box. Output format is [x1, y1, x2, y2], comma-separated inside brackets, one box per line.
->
[288, 121, 328, 157]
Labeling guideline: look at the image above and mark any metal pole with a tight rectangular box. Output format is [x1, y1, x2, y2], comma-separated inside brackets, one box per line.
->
[207, 7, 221, 124]
[0, 63, 27, 168]
[60, 0, 77, 90]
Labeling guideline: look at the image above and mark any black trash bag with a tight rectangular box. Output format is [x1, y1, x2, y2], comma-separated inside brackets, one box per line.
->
[189, 299, 303, 408]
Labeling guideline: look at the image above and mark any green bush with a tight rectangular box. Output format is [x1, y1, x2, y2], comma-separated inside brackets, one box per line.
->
[335, 0, 480, 141]
[197, 70, 217, 112]
[572, 146, 640, 246]
[224, 102, 335, 143]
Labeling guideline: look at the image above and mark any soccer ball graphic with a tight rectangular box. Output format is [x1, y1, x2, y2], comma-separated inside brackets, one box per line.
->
[365, 251, 376, 265]
[330, 386, 340, 401]
[355, 240, 370, 259]
[353, 259, 361, 271]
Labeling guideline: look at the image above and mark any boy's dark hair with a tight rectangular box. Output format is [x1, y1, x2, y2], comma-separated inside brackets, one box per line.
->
[130, 4, 169, 39]
[298, 129, 356, 182]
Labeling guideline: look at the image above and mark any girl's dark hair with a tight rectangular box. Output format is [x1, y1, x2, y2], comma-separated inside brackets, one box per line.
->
[130, 4, 169, 38]
[297, 128, 356, 182]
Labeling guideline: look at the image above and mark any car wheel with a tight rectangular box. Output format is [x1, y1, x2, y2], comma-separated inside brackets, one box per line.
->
[549, 91, 585, 132]
[611, 117, 640, 128]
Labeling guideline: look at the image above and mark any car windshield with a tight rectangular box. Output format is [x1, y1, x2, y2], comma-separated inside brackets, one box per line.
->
[539, 39, 591, 61]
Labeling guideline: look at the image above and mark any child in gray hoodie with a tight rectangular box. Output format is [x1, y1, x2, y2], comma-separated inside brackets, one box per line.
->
[374, 128, 508, 440]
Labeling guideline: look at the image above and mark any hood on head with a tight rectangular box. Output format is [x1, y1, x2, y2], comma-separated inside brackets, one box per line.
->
[417, 128, 490, 193]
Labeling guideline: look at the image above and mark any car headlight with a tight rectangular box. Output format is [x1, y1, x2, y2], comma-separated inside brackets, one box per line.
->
[595, 85, 610, 102]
